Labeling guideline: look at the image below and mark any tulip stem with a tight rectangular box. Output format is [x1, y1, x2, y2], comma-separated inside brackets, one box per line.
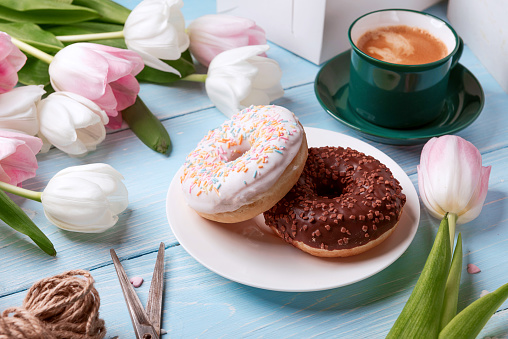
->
[0, 182, 42, 202]
[10, 37, 54, 64]
[56, 31, 125, 42]
[181, 74, 207, 83]
[447, 213, 457, 251]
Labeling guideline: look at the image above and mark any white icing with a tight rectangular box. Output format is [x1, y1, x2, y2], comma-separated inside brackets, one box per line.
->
[180, 105, 303, 214]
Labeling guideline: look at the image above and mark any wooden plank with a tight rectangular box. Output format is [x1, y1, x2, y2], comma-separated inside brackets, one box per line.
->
[2, 79, 508, 298]
[1, 0, 508, 337]
[1, 243, 507, 338]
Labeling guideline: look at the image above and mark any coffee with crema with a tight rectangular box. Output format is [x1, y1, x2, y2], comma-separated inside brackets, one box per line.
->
[356, 25, 448, 65]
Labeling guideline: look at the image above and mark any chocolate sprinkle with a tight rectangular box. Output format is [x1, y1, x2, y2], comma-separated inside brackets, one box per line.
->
[263, 146, 406, 251]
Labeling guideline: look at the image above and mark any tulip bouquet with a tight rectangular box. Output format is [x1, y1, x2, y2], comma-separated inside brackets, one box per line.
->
[0, 35, 130, 254]
[0, 0, 284, 156]
[0, 0, 284, 255]
[387, 135, 508, 339]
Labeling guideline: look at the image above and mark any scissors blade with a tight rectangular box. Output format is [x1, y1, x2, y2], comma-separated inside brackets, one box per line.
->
[146, 242, 165, 336]
[110, 249, 159, 339]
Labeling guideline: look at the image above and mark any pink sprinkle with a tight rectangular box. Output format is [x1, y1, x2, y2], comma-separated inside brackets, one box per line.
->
[467, 264, 481, 274]
[130, 276, 144, 287]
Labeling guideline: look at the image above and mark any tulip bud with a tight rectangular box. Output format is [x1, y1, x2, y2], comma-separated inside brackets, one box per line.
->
[41, 163, 129, 233]
[187, 14, 266, 67]
[205, 45, 284, 117]
[0, 85, 45, 136]
[37, 92, 109, 156]
[417, 135, 491, 224]
[124, 0, 190, 74]
[0, 32, 27, 94]
[0, 130, 42, 186]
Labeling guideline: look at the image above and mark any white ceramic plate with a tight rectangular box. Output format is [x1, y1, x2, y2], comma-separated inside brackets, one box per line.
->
[166, 127, 420, 292]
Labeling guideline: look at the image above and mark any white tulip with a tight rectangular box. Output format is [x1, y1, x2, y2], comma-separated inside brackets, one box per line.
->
[123, 0, 190, 75]
[0, 85, 45, 135]
[37, 92, 109, 156]
[205, 45, 284, 117]
[41, 163, 129, 233]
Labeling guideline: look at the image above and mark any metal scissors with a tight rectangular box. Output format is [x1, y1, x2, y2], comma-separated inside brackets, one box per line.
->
[110, 242, 165, 339]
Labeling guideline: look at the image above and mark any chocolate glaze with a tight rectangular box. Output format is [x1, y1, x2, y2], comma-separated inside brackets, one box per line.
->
[263, 147, 406, 251]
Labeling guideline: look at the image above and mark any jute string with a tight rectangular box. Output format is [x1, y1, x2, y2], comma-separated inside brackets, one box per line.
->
[0, 269, 106, 339]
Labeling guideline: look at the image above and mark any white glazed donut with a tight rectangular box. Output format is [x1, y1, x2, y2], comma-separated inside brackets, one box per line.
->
[180, 105, 308, 223]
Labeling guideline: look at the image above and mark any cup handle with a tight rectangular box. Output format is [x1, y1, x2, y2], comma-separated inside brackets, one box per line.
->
[451, 37, 464, 69]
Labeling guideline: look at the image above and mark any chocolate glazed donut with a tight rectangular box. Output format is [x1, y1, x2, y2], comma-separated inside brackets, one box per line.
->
[263, 146, 407, 257]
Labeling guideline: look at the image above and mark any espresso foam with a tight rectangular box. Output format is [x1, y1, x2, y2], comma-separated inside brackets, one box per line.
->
[357, 25, 448, 65]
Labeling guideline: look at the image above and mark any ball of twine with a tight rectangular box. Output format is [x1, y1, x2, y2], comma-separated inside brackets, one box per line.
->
[0, 269, 106, 339]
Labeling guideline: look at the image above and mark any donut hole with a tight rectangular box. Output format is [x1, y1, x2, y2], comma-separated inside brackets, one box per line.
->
[316, 181, 346, 199]
[228, 149, 247, 162]
[225, 143, 251, 162]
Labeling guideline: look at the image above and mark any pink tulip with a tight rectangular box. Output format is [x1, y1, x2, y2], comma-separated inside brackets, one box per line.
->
[0, 32, 27, 94]
[48, 43, 144, 129]
[187, 14, 266, 67]
[417, 135, 491, 224]
[0, 130, 42, 186]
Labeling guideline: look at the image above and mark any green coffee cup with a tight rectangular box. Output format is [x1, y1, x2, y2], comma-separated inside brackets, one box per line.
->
[348, 9, 463, 129]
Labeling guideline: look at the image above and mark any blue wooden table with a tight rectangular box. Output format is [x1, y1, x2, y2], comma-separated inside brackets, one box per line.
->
[1, 1, 507, 338]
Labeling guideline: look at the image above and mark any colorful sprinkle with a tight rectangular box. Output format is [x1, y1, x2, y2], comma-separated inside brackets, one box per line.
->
[180, 105, 302, 199]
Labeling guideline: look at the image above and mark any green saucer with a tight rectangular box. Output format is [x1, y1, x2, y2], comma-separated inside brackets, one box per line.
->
[314, 50, 485, 145]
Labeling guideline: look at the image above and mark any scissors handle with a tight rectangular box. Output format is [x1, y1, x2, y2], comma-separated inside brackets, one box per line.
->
[111, 249, 159, 339]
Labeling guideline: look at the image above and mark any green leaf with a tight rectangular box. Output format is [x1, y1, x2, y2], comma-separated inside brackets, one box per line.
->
[440, 233, 463, 330]
[46, 21, 125, 35]
[0, 0, 99, 24]
[439, 282, 508, 339]
[136, 49, 196, 84]
[0, 0, 72, 11]
[386, 216, 451, 339]
[43, 83, 55, 98]
[0, 22, 63, 53]
[72, 0, 131, 24]
[122, 96, 172, 155]
[0, 189, 56, 256]
[17, 56, 50, 86]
